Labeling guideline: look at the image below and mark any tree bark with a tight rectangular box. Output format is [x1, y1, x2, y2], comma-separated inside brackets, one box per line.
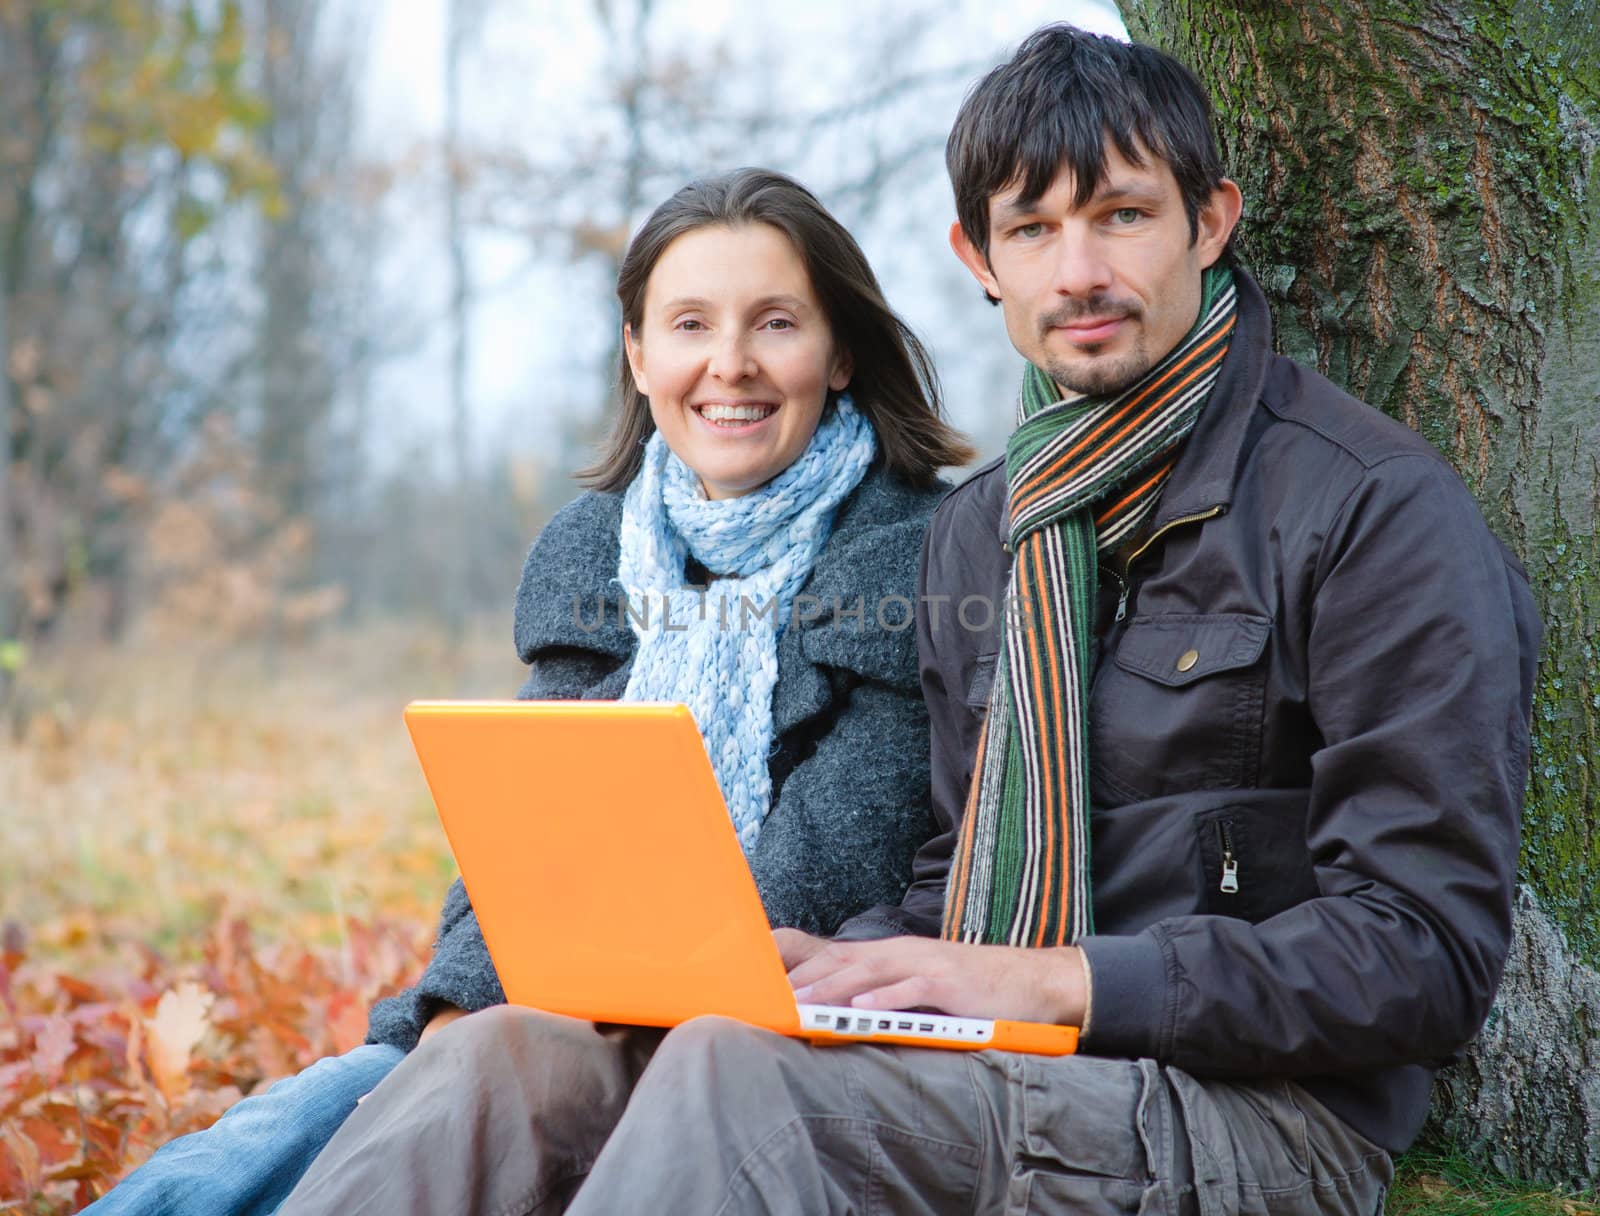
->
[1120, 0, 1600, 1188]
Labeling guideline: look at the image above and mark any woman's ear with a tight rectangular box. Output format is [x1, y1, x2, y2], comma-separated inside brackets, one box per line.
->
[828, 346, 853, 393]
[623, 323, 648, 395]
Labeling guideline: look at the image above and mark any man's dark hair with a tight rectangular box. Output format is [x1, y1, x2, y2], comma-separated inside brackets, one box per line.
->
[948, 24, 1230, 266]
[581, 167, 973, 491]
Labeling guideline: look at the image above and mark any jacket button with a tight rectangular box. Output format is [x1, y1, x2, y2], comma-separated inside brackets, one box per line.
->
[1177, 649, 1199, 672]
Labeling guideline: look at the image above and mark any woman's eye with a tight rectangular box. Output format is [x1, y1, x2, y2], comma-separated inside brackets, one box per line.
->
[763, 317, 794, 331]
[675, 318, 705, 331]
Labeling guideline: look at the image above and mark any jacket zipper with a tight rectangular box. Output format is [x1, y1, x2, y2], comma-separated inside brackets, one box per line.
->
[1123, 506, 1226, 574]
[1217, 820, 1240, 894]
[1114, 506, 1226, 624]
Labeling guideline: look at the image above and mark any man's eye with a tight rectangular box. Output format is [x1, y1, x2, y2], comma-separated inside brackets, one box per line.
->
[1015, 222, 1045, 239]
[1111, 208, 1142, 224]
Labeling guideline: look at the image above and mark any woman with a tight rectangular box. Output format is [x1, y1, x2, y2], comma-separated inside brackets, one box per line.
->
[87, 167, 971, 1214]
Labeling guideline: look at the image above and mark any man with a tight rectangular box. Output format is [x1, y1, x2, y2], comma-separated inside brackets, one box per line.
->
[282, 25, 1538, 1216]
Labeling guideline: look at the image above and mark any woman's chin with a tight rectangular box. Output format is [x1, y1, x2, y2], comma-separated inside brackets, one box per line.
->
[695, 464, 784, 501]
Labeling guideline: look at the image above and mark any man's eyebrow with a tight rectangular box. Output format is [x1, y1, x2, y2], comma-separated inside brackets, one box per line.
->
[1092, 181, 1167, 207]
[993, 180, 1168, 221]
[992, 196, 1041, 222]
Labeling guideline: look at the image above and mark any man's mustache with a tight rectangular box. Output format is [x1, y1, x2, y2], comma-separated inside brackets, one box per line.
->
[1038, 297, 1142, 334]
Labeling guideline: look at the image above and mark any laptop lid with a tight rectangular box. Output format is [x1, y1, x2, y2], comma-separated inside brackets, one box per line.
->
[404, 700, 801, 1035]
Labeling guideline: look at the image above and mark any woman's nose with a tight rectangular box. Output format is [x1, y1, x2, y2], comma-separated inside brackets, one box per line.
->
[708, 333, 756, 382]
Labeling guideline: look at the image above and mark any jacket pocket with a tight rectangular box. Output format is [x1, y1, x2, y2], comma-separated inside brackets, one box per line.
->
[1090, 613, 1271, 804]
[1194, 800, 1319, 923]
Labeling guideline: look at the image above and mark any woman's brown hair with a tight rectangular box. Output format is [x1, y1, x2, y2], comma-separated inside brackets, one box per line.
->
[579, 168, 974, 491]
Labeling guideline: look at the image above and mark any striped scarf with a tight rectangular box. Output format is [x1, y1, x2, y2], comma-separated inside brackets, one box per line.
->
[943, 267, 1237, 947]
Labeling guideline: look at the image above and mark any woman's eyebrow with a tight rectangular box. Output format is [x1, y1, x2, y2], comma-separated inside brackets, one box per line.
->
[659, 295, 812, 313]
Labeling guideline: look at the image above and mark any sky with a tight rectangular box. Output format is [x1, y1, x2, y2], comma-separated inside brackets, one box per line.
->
[353, 0, 1130, 478]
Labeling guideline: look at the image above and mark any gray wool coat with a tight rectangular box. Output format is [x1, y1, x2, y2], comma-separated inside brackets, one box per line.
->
[366, 463, 947, 1051]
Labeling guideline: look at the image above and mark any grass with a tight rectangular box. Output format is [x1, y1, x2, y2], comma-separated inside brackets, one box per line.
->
[0, 618, 523, 968]
[1391, 1151, 1596, 1215]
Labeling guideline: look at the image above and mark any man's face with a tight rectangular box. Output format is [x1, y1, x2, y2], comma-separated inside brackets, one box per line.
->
[951, 141, 1242, 397]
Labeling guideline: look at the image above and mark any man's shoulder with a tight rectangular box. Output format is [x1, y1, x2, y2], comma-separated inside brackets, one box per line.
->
[930, 455, 1006, 533]
[1258, 354, 1449, 476]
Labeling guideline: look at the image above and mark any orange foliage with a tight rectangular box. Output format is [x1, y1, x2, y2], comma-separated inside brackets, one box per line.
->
[0, 916, 430, 1214]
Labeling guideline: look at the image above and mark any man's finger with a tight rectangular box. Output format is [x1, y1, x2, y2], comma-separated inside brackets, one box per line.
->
[850, 976, 941, 1013]
[784, 942, 869, 988]
[790, 953, 889, 1004]
[772, 928, 827, 970]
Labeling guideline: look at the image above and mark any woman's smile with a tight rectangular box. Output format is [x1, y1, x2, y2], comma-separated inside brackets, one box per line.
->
[693, 399, 780, 430]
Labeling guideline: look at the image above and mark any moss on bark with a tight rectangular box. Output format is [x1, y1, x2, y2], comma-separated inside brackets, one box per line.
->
[1122, 0, 1600, 965]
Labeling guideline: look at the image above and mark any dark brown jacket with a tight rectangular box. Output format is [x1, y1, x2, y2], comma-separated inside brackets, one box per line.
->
[838, 269, 1541, 1154]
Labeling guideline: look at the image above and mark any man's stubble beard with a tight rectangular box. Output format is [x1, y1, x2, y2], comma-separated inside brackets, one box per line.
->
[1040, 331, 1153, 399]
[1033, 294, 1153, 399]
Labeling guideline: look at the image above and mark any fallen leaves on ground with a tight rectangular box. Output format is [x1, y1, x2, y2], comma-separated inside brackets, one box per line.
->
[0, 915, 430, 1213]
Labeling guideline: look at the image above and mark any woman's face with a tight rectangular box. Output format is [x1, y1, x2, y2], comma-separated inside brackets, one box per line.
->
[624, 222, 852, 500]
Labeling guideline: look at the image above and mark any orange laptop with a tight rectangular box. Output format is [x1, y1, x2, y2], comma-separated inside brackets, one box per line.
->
[404, 700, 1078, 1055]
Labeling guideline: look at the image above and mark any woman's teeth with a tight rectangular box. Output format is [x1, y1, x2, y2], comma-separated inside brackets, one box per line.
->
[698, 403, 776, 426]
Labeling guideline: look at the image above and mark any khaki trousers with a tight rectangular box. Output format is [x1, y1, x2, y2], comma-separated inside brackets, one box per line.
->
[278, 1005, 1392, 1216]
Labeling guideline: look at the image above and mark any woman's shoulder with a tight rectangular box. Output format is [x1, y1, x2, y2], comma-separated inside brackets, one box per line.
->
[531, 489, 625, 555]
[811, 464, 951, 583]
[835, 463, 951, 532]
[514, 490, 631, 662]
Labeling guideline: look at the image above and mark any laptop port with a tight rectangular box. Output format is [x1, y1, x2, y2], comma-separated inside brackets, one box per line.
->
[918, 1022, 935, 1033]
[897, 1021, 913, 1030]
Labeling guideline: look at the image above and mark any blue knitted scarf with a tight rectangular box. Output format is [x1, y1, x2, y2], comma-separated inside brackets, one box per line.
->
[617, 396, 877, 852]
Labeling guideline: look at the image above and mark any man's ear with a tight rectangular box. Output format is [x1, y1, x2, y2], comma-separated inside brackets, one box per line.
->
[622, 323, 647, 395]
[949, 220, 1002, 300]
[1196, 179, 1245, 269]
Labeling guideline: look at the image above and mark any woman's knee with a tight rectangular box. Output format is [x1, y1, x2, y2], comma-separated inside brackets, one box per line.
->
[646, 1016, 796, 1095]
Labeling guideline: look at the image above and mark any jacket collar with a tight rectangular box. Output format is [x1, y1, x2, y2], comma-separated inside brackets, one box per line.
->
[995, 265, 1273, 545]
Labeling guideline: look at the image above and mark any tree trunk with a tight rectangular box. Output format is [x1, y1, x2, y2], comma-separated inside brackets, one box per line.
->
[1120, 0, 1600, 1189]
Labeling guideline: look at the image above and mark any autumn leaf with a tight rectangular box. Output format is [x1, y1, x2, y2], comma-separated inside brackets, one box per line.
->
[143, 983, 214, 1102]
[0, 1120, 43, 1198]
[29, 1017, 75, 1088]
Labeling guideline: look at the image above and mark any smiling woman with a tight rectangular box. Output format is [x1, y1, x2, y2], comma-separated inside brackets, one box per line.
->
[83, 168, 974, 1216]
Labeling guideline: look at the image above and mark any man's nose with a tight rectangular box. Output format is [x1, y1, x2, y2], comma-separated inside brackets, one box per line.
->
[708, 333, 756, 382]
[1051, 229, 1114, 297]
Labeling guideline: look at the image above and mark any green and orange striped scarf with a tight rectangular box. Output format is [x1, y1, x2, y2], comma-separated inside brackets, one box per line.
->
[942, 266, 1237, 947]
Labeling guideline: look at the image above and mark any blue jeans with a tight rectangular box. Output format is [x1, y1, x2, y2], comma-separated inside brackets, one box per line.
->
[85, 1043, 405, 1215]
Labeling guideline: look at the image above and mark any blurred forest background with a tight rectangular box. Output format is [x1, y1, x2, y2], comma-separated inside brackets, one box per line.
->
[4, 0, 1599, 1212]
